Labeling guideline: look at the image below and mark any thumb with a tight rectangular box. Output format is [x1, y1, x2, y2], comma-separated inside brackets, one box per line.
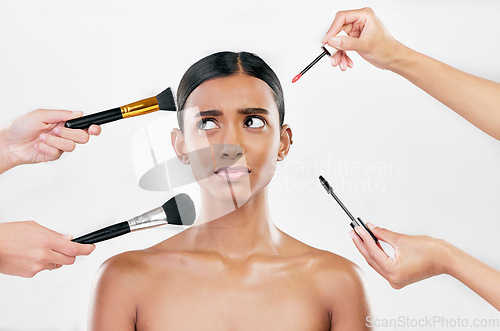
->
[35, 109, 84, 124]
[327, 35, 365, 52]
[366, 223, 400, 245]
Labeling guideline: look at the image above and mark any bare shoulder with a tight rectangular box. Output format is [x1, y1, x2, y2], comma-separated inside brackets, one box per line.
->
[93, 250, 154, 299]
[281, 234, 371, 329]
[281, 233, 369, 303]
[97, 250, 151, 279]
[96, 233, 189, 283]
[309, 249, 367, 296]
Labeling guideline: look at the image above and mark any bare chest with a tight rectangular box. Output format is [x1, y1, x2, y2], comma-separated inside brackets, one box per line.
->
[136, 261, 330, 331]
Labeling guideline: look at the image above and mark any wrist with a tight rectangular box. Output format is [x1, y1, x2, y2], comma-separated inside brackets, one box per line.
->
[0, 127, 16, 174]
[433, 238, 458, 276]
[386, 41, 417, 74]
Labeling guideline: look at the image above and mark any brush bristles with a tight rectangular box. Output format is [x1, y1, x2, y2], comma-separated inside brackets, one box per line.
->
[319, 175, 333, 194]
[162, 193, 196, 226]
[156, 87, 177, 111]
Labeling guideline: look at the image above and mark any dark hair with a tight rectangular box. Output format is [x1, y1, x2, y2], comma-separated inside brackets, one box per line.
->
[176, 51, 284, 130]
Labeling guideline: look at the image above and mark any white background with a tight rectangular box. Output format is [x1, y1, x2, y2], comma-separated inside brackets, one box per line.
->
[1, 0, 499, 330]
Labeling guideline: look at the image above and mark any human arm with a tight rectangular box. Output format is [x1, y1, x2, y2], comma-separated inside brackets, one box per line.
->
[89, 253, 140, 330]
[351, 223, 500, 310]
[322, 7, 500, 140]
[0, 221, 95, 277]
[315, 255, 372, 330]
[0, 109, 101, 174]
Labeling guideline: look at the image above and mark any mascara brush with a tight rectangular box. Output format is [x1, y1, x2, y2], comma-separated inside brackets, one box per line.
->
[65, 87, 177, 129]
[319, 175, 378, 243]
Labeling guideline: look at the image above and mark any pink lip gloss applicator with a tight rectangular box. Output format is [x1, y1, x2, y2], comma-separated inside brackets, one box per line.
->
[292, 30, 347, 83]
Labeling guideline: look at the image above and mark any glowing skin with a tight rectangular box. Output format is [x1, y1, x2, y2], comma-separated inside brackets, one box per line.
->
[89, 74, 372, 330]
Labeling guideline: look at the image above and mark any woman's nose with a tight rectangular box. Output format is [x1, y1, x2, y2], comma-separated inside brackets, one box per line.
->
[219, 143, 244, 160]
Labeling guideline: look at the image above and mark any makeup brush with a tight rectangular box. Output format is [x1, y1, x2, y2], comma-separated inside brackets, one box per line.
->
[72, 193, 195, 244]
[64, 87, 177, 129]
[319, 175, 378, 243]
[292, 31, 348, 83]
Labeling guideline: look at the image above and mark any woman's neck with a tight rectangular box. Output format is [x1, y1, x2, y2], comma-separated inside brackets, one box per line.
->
[190, 188, 282, 260]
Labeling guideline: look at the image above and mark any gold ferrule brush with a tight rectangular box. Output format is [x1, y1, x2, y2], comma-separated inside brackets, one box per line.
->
[65, 87, 176, 129]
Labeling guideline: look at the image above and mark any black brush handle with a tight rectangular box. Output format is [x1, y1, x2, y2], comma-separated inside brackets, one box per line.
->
[357, 217, 378, 243]
[351, 217, 378, 243]
[72, 221, 130, 244]
[65, 107, 123, 129]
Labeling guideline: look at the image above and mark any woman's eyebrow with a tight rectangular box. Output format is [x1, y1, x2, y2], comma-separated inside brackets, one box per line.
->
[237, 108, 269, 115]
[194, 110, 223, 117]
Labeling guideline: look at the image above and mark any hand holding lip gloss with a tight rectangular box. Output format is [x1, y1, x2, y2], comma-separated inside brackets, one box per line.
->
[292, 31, 348, 83]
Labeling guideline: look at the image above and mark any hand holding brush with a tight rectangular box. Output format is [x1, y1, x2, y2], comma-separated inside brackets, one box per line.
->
[65, 87, 177, 129]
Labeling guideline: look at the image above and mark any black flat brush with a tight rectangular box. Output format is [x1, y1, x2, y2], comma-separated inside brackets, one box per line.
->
[65, 87, 177, 129]
[72, 193, 195, 244]
[319, 175, 378, 243]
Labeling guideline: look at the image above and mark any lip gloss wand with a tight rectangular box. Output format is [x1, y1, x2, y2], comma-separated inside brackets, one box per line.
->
[292, 31, 348, 83]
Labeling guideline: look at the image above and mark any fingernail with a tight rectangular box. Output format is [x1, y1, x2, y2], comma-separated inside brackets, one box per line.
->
[62, 234, 73, 240]
[349, 230, 355, 239]
[72, 111, 83, 117]
[53, 127, 60, 135]
[328, 37, 341, 47]
[39, 134, 46, 141]
[340, 62, 346, 71]
[330, 56, 337, 67]
[366, 222, 376, 229]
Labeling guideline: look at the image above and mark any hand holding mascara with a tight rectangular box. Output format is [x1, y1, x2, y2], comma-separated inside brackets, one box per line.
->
[319, 175, 378, 243]
[65, 87, 177, 129]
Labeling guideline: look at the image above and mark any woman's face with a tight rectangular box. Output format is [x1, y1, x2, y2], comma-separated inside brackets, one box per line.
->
[172, 73, 291, 208]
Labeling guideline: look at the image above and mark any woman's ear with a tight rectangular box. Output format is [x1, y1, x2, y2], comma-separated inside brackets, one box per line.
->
[171, 128, 190, 164]
[277, 124, 293, 161]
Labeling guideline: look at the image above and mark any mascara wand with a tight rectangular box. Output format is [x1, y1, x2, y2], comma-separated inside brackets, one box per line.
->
[319, 175, 378, 243]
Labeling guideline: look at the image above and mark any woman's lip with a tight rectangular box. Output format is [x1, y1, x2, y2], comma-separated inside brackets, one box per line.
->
[215, 166, 251, 181]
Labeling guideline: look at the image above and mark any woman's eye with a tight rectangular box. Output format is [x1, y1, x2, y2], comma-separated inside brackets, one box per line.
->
[197, 118, 219, 130]
[244, 116, 265, 128]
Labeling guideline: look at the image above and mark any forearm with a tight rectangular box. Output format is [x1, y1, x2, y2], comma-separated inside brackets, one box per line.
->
[442, 241, 500, 310]
[0, 127, 15, 174]
[389, 43, 500, 140]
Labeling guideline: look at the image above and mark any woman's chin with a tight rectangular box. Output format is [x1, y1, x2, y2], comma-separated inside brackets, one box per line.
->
[199, 176, 254, 208]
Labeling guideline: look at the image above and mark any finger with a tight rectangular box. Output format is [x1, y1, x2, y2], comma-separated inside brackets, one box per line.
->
[48, 251, 77, 266]
[327, 34, 366, 52]
[87, 124, 101, 136]
[350, 230, 387, 276]
[51, 236, 95, 257]
[346, 54, 354, 68]
[322, 8, 368, 43]
[35, 141, 63, 161]
[339, 52, 349, 71]
[34, 109, 84, 124]
[53, 126, 90, 144]
[330, 52, 341, 67]
[366, 223, 400, 247]
[355, 225, 390, 266]
[39, 133, 76, 152]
